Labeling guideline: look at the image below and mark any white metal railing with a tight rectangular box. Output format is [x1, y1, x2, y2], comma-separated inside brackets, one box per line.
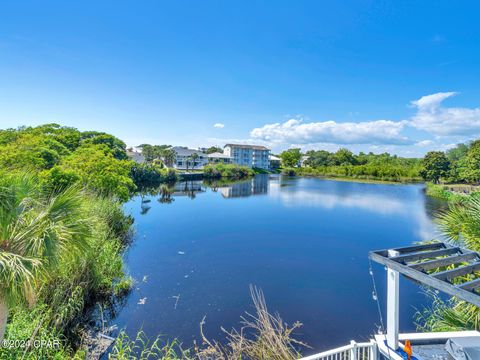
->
[299, 340, 377, 360]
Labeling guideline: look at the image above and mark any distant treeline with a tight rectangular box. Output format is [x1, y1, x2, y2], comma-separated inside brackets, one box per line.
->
[279, 141, 480, 185]
[281, 148, 422, 182]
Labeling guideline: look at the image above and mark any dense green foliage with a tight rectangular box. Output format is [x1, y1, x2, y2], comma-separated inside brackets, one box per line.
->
[300, 149, 422, 182]
[420, 151, 450, 183]
[0, 124, 136, 358]
[0, 173, 132, 359]
[417, 194, 480, 333]
[0, 124, 135, 200]
[137, 144, 173, 164]
[279, 148, 302, 167]
[204, 146, 222, 154]
[130, 163, 178, 188]
[203, 163, 254, 180]
[420, 141, 480, 184]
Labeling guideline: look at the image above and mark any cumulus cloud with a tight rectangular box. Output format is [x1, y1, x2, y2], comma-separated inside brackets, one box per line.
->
[248, 92, 480, 150]
[213, 123, 225, 128]
[250, 118, 410, 145]
[409, 92, 480, 136]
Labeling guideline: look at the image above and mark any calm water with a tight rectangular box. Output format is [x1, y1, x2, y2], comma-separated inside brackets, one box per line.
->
[113, 175, 444, 354]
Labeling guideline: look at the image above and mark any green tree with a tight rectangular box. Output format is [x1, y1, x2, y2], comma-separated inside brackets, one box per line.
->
[447, 143, 469, 163]
[161, 148, 176, 167]
[304, 150, 333, 167]
[0, 175, 90, 341]
[0, 133, 69, 171]
[420, 151, 450, 183]
[205, 146, 222, 154]
[280, 148, 302, 167]
[459, 140, 480, 183]
[190, 153, 199, 170]
[56, 144, 135, 201]
[332, 148, 357, 165]
[81, 133, 127, 160]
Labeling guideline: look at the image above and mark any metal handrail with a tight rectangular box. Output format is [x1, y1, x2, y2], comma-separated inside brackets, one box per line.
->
[299, 340, 377, 360]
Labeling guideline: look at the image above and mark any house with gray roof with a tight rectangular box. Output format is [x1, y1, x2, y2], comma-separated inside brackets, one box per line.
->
[171, 146, 209, 170]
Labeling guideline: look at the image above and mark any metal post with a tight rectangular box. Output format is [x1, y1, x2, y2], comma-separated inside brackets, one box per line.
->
[369, 339, 378, 360]
[349, 340, 357, 360]
[387, 249, 400, 350]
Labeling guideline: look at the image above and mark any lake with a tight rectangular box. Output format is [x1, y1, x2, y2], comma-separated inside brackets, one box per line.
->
[113, 175, 445, 355]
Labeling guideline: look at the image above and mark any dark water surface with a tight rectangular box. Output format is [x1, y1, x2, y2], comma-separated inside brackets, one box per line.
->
[113, 175, 444, 354]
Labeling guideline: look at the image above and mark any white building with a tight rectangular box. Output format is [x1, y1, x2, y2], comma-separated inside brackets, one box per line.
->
[223, 144, 270, 169]
[171, 147, 209, 170]
[207, 152, 232, 164]
[126, 150, 145, 163]
[269, 155, 281, 170]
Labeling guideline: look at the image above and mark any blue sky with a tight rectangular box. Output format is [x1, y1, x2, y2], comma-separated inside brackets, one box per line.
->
[1, 1, 479, 156]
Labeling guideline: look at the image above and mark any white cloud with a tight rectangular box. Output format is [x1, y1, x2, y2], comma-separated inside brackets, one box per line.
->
[247, 92, 480, 152]
[250, 118, 410, 145]
[213, 123, 225, 128]
[415, 140, 434, 147]
[409, 92, 480, 136]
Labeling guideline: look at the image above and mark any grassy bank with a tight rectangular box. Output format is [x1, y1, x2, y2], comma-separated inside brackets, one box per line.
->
[425, 183, 480, 202]
[284, 165, 422, 183]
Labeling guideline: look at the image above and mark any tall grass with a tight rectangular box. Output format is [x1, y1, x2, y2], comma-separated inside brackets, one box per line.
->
[110, 286, 307, 360]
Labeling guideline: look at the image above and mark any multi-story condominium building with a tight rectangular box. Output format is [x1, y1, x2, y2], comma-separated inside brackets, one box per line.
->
[171, 146, 209, 170]
[223, 144, 270, 169]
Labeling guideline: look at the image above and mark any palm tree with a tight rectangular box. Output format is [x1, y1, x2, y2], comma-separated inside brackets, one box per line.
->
[437, 196, 480, 251]
[190, 152, 199, 170]
[162, 148, 176, 168]
[0, 174, 91, 341]
[417, 196, 480, 332]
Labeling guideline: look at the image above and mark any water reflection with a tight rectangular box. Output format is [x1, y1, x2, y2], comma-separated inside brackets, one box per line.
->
[213, 175, 269, 198]
[119, 175, 445, 353]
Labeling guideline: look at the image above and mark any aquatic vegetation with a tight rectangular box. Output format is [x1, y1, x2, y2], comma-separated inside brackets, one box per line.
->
[110, 287, 306, 360]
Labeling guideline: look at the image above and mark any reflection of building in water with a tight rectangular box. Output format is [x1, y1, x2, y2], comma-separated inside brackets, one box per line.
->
[219, 175, 269, 198]
[171, 181, 206, 198]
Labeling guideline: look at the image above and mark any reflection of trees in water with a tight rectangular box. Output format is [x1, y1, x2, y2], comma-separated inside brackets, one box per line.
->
[138, 176, 271, 203]
[159, 184, 175, 204]
[204, 175, 269, 198]
[140, 192, 152, 215]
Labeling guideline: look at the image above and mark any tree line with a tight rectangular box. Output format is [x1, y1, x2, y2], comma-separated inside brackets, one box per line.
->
[279, 147, 422, 182]
[279, 141, 480, 185]
[420, 141, 480, 184]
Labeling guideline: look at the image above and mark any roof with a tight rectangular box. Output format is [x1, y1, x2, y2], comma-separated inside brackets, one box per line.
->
[370, 242, 480, 307]
[269, 155, 281, 161]
[171, 146, 206, 157]
[224, 144, 270, 151]
[207, 152, 231, 159]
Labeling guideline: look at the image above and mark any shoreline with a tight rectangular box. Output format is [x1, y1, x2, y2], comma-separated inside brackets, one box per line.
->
[286, 173, 423, 185]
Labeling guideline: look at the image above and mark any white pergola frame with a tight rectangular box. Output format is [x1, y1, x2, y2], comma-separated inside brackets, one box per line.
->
[370, 242, 480, 350]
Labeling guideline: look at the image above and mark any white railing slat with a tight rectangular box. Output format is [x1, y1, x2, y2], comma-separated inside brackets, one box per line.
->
[299, 341, 376, 360]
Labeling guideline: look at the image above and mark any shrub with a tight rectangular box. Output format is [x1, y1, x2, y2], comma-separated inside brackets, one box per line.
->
[203, 164, 253, 180]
